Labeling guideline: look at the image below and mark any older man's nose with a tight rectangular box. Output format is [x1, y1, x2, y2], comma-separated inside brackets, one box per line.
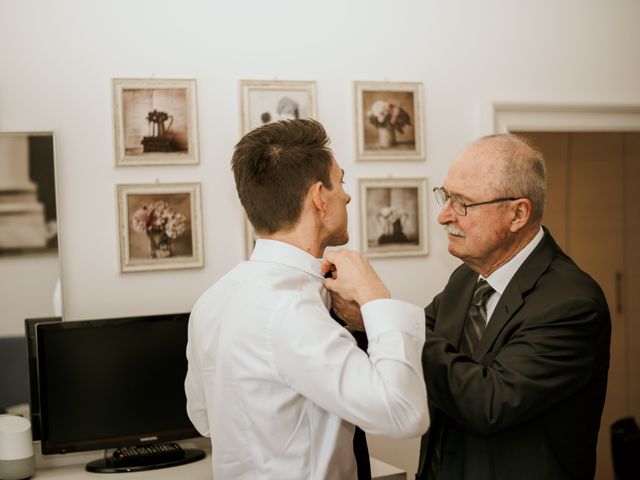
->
[437, 200, 456, 225]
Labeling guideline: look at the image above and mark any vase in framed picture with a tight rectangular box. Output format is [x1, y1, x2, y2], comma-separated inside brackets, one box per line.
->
[377, 124, 397, 148]
[146, 230, 173, 258]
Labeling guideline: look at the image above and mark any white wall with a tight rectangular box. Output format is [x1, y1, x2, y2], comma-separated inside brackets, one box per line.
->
[0, 255, 59, 336]
[1, 0, 639, 475]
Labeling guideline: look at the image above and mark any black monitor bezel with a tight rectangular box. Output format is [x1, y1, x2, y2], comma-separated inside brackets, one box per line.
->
[24, 316, 62, 441]
[35, 313, 200, 455]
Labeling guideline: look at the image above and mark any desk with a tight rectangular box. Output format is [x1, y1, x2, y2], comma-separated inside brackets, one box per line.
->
[32, 439, 406, 479]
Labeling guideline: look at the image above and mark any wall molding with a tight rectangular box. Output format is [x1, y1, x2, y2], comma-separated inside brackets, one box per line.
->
[492, 102, 640, 133]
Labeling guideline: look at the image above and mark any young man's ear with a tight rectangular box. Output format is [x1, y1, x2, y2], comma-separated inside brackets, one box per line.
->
[309, 181, 326, 215]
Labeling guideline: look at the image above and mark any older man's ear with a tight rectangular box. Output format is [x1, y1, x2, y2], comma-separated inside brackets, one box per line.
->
[509, 198, 533, 232]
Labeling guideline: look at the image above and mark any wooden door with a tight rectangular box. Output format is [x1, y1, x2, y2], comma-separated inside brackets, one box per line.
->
[513, 131, 640, 480]
[624, 133, 640, 424]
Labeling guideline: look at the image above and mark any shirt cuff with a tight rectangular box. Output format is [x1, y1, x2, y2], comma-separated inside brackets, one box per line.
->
[361, 299, 425, 340]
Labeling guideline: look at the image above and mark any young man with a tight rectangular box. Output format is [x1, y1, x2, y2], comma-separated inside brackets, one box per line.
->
[184, 119, 428, 479]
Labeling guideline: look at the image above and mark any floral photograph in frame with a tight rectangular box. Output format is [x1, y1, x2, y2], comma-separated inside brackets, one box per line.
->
[239, 80, 317, 135]
[359, 177, 428, 258]
[113, 78, 199, 166]
[354, 81, 424, 161]
[117, 182, 203, 272]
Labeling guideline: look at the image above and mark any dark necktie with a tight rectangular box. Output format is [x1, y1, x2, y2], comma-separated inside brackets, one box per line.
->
[351, 329, 372, 480]
[328, 307, 372, 480]
[424, 279, 495, 479]
[461, 279, 495, 355]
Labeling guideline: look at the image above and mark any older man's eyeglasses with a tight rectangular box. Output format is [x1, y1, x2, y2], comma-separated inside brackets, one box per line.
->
[432, 187, 520, 216]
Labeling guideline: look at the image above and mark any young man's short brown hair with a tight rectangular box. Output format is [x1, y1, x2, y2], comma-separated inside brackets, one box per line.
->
[231, 119, 334, 234]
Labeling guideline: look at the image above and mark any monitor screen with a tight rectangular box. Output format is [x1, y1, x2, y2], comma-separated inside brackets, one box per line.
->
[35, 313, 200, 455]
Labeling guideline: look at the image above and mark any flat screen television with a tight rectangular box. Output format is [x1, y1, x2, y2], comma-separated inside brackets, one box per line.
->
[34, 313, 204, 472]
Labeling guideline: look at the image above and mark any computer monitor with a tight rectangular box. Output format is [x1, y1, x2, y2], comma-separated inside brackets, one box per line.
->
[24, 316, 62, 440]
[34, 313, 204, 472]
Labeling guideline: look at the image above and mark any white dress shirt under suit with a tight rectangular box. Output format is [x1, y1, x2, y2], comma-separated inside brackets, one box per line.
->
[482, 227, 544, 321]
[185, 239, 428, 479]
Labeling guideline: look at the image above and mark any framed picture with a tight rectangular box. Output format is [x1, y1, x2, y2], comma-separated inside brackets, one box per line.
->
[239, 80, 317, 135]
[113, 78, 199, 166]
[354, 81, 424, 161]
[359, 177, 428, 258]
[116, 182, 204, 272]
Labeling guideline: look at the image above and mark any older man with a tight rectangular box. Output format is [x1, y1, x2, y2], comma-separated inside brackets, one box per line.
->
[414, 134, 611, 479]
[327, 133, 611, 479]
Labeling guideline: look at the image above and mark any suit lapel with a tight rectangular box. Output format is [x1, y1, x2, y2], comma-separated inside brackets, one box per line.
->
[435, 267, 478, 349]
[474, 228, 559, 357]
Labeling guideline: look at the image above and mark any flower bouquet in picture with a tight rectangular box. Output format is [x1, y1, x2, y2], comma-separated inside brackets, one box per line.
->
[132, 200, 186, 259]
[367, 100, 412, 148]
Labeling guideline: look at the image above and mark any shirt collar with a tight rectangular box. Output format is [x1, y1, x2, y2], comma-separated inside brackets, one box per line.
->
[483, 226, 544, 294]
[250, 239, 324, 280]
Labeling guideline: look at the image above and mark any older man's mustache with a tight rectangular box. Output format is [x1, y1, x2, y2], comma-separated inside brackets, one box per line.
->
[444, 223, 465, 237]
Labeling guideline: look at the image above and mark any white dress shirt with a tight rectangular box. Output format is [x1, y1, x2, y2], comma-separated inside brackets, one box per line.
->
[185, 239, 428, 480]
[483, 227, 544, 321]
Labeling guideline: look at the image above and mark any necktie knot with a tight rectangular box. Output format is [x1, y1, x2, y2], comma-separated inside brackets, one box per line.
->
[472, 279, 494, 307]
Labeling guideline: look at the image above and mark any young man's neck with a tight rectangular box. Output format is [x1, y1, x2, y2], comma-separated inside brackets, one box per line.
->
[261, 228, 325, 259]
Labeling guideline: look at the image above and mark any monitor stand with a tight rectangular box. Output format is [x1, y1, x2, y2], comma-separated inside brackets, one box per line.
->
[86, 447, 205, 473]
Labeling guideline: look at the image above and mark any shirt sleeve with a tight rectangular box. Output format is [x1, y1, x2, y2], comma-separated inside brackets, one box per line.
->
[184, 311, 210, 437]
[271, 293, 429, 438]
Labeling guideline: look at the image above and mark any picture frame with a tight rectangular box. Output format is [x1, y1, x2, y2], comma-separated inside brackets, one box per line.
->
[113, 78, 199, 166]
[239, 79, 317, 135]
[116, 182, 204, 272]
[354, 81, 424, 161]
[359, 177, 429, 258]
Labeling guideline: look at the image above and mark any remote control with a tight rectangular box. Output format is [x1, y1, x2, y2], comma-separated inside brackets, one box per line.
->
[112, 442, 185, 466]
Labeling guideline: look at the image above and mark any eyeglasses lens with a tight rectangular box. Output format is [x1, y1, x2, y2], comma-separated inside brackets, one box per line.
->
[434, 187, 466, 216]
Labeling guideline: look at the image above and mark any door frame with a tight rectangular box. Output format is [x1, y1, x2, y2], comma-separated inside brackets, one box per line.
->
[491, 102, 640, 133]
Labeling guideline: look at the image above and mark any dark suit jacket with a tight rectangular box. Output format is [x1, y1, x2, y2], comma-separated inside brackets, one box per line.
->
[416, 229, 611, 480]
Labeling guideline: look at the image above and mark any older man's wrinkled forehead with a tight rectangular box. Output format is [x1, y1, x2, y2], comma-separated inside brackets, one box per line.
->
[463, 137, 511, 166]
[446, 140, 503, 192]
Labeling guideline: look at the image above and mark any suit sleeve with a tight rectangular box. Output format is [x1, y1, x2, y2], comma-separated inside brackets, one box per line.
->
[423, 290, 610, 435]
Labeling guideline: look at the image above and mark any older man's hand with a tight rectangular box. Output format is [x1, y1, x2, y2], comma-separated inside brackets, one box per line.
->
[330, 291, 365, 332]
[322, 249, 390, 306]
